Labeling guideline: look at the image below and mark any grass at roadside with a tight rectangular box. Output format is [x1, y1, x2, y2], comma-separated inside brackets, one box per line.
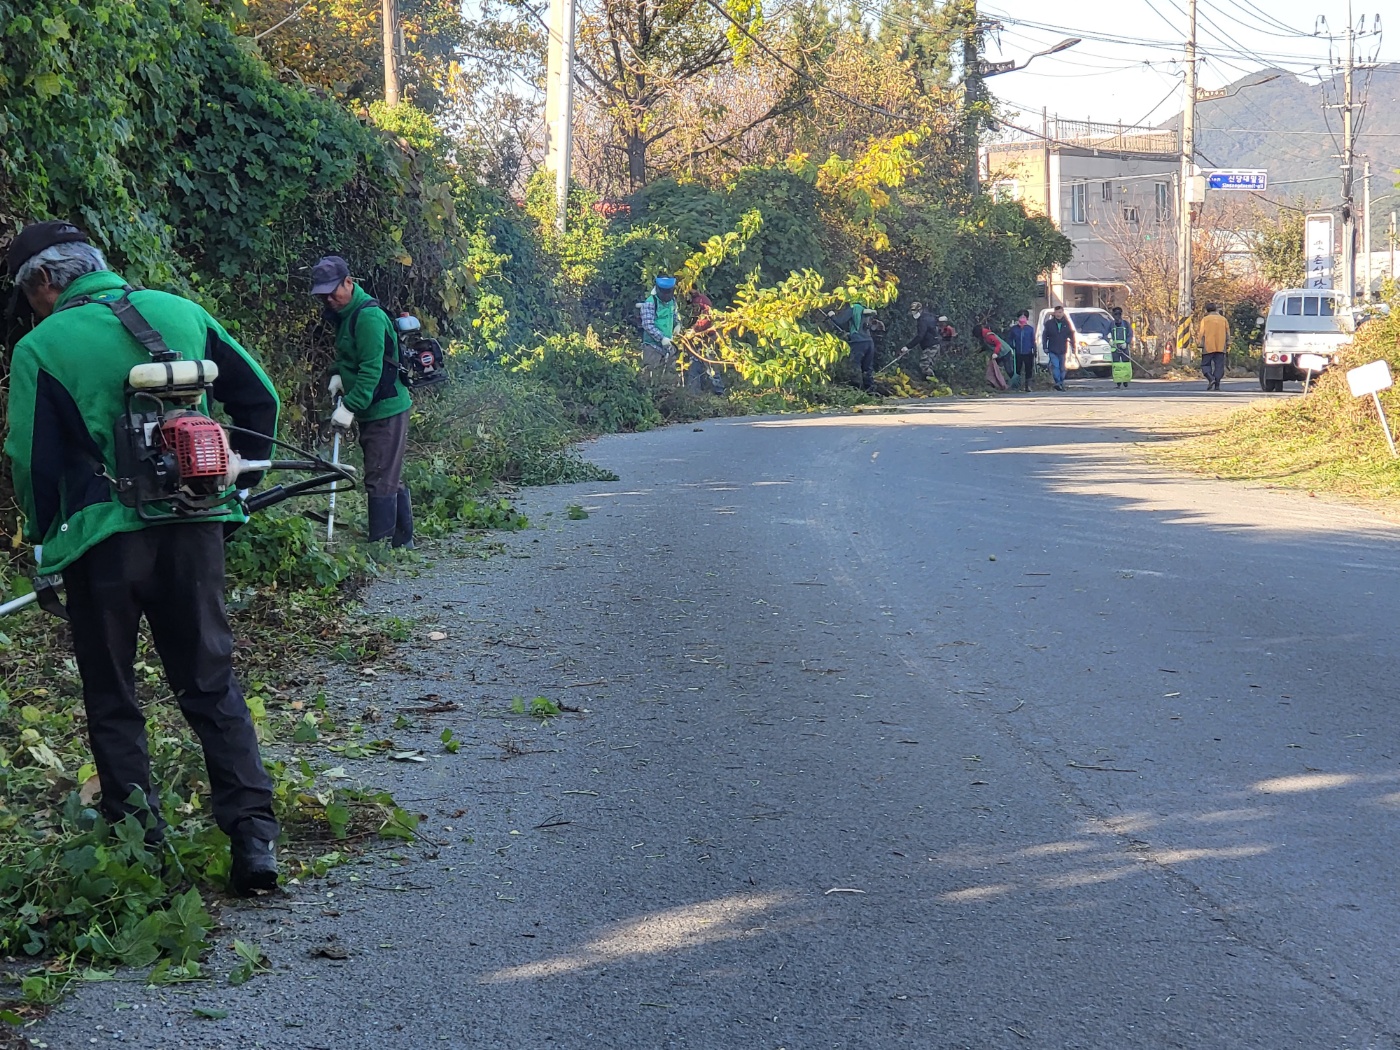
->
[1151, 301, 1400, 506]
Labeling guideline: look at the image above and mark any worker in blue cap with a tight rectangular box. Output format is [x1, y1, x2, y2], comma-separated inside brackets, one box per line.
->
[639, 275, 678, 370]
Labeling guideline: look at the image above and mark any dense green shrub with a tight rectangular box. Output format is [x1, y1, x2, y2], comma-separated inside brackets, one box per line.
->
[509, 332, 662, 433]
[224, 511, 374, 592]
[410, 360, 619, 484]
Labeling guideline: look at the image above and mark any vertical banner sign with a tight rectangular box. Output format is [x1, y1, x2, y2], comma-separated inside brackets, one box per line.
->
[1305, 213, 1335, 290]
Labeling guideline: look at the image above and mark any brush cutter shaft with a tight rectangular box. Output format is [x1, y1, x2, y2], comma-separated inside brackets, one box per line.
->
[0, 592, 37, 617]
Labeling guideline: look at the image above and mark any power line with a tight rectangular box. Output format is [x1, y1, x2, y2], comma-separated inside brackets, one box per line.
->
[980, 8, 1336, 66]
[1209, 0, 1311, 39]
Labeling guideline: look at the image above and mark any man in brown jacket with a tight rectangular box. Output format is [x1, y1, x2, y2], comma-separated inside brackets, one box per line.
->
[1200, 303, 1230, 391]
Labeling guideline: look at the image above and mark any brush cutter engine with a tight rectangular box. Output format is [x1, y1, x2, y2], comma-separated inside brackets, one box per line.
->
[115, 360, 271, 521]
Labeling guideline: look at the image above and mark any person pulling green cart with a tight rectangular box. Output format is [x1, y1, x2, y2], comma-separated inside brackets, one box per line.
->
[1110, 307, 1134, 388]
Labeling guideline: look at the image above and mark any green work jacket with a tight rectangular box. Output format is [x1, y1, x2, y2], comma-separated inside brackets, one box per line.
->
[4, 270, 280, 573]
[329, 284, 411, 422]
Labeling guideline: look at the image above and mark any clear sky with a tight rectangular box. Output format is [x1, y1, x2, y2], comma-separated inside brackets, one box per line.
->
[979, 0, 1393, 127]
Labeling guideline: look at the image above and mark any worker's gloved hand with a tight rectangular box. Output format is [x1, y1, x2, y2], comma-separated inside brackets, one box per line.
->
[331, 403, 355, 431]
[327, 374, 344, 398]
[32, 545, 42, 569]
[898, 346, 909, 354]
[826, 311, 836, 318]
[660, 337, 674, 353]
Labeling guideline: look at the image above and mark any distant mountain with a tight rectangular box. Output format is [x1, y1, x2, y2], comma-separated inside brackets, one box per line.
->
[1160, 64, 1400, 242]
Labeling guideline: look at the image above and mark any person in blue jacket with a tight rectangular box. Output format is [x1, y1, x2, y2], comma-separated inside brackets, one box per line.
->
[1004, 310, 1038, 392]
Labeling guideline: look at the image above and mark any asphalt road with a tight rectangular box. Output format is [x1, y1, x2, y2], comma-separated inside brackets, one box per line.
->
[31, 378, 1400, 1049]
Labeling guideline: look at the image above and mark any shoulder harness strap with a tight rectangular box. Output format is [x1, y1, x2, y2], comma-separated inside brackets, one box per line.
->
[56, 286, 178, 362]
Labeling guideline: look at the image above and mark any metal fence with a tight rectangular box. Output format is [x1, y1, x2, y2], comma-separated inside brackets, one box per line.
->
[1051, 119, 1178, 155]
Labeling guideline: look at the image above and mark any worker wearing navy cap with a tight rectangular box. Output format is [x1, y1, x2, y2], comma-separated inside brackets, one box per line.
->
[310, 255, 414, 548]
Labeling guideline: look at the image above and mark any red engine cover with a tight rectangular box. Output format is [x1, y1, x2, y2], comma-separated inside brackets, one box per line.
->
[161, 414, 230, 481]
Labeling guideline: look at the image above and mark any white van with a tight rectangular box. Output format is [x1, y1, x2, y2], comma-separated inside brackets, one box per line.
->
[1260, 289, 1353, 392]
[1035, 307, 1117, 376]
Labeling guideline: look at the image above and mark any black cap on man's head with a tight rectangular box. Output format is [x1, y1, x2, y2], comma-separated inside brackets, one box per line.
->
[5, 221, 90, 279]
[310, 255, 351, 295]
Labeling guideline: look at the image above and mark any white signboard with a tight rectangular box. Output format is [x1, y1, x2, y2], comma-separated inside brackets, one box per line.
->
[1305, 213, 1335, 290]
[1297, 353, 1330, 373]
[1347, 359, 1392, 398]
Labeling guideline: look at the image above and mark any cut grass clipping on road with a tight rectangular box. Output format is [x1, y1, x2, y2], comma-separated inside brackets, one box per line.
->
[1154, 300, 1400, 506]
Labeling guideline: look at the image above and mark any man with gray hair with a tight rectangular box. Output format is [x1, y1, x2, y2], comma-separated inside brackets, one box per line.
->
[4, 220, 283, 895]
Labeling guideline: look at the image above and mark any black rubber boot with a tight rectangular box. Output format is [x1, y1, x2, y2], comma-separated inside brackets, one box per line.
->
[392, 488, 415, 550]
[230, 834, 278, 896]
[368, 495, 397, 543]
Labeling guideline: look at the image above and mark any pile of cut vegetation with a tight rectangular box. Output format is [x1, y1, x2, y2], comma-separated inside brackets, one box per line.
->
[1157, 297, 1400, 504]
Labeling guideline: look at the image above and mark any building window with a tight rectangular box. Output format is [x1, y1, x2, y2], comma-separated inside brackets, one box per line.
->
[1071, 183, 1087, 224]
[1122, 205, 1141, 224]
[1155, 182, 1171, 221]
[992, 179, 1019, 203]
[1102, 181, 1113, 201]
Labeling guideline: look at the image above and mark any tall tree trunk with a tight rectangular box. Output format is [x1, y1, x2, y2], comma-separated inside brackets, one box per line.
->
[625, 128, 647, 191]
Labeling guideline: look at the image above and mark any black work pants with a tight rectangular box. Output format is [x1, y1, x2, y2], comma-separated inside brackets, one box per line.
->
[63, 524, 277, 841]
[1015, 353, 1036, 389]
[1202, 352, 1226, 386]
[849, 336, 875, 390]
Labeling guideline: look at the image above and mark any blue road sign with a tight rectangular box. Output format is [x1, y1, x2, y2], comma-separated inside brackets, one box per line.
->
[1207, 170, 1267, 191]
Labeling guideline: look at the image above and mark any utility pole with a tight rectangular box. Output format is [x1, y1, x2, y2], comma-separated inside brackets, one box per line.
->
[1340, 5, 1356, 304]
[1363, 159, 1372, 299]
[1176, 0, 1198, 361]
[1322, 3, 1380, 305]
[381, 0, 400, 107]
[962, 0, 983, 195]
[544, 0, 577, 235]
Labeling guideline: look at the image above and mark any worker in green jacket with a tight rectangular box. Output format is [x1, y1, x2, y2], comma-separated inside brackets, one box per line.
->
[3, 221, 282, 894]
[310, 256, 414, 547]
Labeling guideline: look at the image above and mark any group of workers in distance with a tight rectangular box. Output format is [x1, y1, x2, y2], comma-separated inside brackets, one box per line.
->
[639, 272, 1186, 397]
[2, 220, 418, 895]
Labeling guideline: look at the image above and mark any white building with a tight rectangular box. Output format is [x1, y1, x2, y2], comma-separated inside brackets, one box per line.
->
[983, 119, 1179, 311]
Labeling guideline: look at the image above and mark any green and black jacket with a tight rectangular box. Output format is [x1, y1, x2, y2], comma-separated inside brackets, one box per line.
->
[4, 270, 280, 573]
[327, 284, 411, 423]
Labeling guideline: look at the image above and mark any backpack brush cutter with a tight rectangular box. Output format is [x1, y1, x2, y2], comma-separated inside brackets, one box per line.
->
[1, 357, 356, 621]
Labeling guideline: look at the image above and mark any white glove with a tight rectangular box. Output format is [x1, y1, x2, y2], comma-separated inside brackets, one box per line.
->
[660, 337, 674, 353]
[898, 346, 909, 354]
[826, 311, 837, 318]
[331, 403, 355, 430]
[327, 375, 344, 398]
[33, 545, 42, 569]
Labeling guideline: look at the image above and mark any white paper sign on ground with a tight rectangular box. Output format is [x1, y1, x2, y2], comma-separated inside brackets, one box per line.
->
[1297, 353, 1330, 373]
[1347, 359, 1392, 398]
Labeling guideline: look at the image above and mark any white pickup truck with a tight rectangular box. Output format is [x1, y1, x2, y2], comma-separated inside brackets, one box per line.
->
[1259, 288, 1354, 392]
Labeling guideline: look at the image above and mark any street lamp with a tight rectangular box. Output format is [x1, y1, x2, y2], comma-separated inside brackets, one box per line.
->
[979, 38, 1081, 77]
[1196, 72, 1280, 103]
